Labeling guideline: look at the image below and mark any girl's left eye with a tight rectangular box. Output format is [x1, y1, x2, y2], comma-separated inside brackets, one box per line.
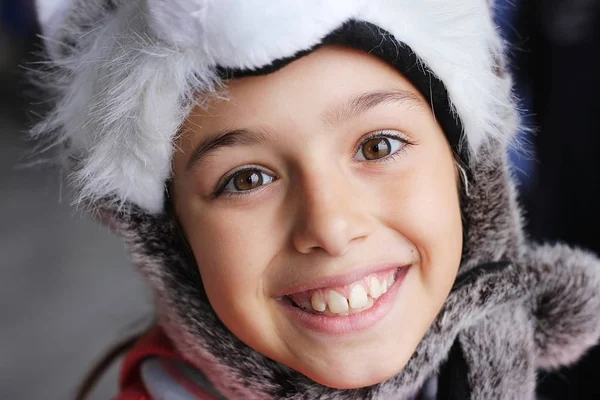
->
[354, 132, 408, 161]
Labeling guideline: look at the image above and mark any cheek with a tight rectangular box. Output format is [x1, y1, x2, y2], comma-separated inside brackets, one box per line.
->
[378, 152, 462, 292]
[182, 203, 283, 318]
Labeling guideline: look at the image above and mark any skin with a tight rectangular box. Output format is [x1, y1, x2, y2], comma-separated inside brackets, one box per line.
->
[172, 46, 463, 389]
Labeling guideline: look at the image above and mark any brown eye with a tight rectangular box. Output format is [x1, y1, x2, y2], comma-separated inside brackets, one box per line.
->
[234, 170, 263, 190]
[361, 137, 391, 160]
[220, 168, 275, 194]
[354, 133, 405, 162]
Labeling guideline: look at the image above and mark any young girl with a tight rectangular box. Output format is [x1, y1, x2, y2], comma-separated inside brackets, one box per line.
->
[32, 0, 600, 399]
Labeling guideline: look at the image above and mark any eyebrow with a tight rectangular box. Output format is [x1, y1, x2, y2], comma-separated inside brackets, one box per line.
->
[185, 89, 427, 171]
[321, 89, 428, 128]
[185, 128, 272, 171]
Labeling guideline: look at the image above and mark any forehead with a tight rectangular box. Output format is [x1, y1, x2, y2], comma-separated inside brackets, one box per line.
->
[189, 46, 427, 124]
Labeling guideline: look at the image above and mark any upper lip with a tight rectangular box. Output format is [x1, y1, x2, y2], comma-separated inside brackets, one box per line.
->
[276, 263, 406, 297]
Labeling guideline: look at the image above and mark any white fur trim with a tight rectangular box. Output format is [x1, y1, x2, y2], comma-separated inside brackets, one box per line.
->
[34, 0, 512, 213]
[35, 0, 74, 58]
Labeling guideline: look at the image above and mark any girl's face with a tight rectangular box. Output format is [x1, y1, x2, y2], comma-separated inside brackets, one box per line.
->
[172, 46, 462, 389]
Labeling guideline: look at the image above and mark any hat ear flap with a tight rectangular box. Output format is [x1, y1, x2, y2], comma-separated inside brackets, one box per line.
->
[524, 243, 600, 370]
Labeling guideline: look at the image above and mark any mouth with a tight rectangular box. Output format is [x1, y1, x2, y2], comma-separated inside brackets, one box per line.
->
[277, 265, 410, 335]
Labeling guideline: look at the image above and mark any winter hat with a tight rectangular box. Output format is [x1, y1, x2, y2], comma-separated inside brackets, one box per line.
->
[32, 1, 600, 399]
[34, 0, 507, 213]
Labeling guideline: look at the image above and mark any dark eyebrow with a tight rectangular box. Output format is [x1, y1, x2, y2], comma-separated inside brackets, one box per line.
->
[185, 128, 271, 171]
[321, 89, 428, 128]
[185, 89, 427, 171]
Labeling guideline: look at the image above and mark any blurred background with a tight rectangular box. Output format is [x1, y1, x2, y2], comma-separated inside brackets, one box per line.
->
[0, 2, 153, 400]
[0, 0, 599, 399]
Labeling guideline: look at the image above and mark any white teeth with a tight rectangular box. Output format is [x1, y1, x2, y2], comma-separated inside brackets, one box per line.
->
[310, 291, 327, 312]
[364, 295, 374, 309]
[293, 270, 400, 315]
[349, 285, 369, 309]
[369, 277, 382, 299]
[327, 290, 349, 314]
[349, 295, 375, 314]
[298, 300, 313, 312]
[381, 278, 388, 291]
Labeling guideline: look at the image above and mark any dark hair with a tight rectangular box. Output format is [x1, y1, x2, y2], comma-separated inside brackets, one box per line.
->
[75, 328, 149, 400]
[75, 329, 147, 400]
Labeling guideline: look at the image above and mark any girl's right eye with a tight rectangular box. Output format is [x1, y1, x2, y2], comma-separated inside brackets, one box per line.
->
[217, 168, 276, 196]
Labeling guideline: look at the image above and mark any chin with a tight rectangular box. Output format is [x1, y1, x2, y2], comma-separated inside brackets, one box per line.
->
[299, 358, 406, 389]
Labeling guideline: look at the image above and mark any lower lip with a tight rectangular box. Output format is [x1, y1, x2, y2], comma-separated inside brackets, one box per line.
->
[278, 266, 410, 335]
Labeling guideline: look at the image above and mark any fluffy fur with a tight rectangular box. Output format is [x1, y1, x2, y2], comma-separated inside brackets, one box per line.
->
[89, 70, 600, 396]
[91, 135, 600, 399]
[33, 0, 510, 213]
[33, 0, 600, 398]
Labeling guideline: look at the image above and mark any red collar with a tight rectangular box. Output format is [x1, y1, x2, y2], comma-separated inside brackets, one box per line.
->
[117, 326, 182, 400]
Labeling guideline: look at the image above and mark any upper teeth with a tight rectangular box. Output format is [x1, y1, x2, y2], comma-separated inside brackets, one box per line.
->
[310, 291, 327, 312]
[349, 284, 368, 309]
[289, 269, 398, 316]
[327, 290, 349, 313]
[369, 276, 382, 299]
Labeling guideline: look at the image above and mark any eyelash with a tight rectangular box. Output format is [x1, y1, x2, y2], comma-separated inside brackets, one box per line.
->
[353, 130, 414, 164]
[213, 165, 275, 199]
[213, 130, 414, 199]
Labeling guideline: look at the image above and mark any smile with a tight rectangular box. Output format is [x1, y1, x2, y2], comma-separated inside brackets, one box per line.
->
[278, 265, 410, 334]
[287, 268, 399, 315]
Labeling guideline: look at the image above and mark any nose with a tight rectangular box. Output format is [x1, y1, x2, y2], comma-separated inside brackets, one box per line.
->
[291, 168, 372, 256]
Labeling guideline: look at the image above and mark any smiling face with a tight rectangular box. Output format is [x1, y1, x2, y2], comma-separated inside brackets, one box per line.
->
[172, 46, 463, 389]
